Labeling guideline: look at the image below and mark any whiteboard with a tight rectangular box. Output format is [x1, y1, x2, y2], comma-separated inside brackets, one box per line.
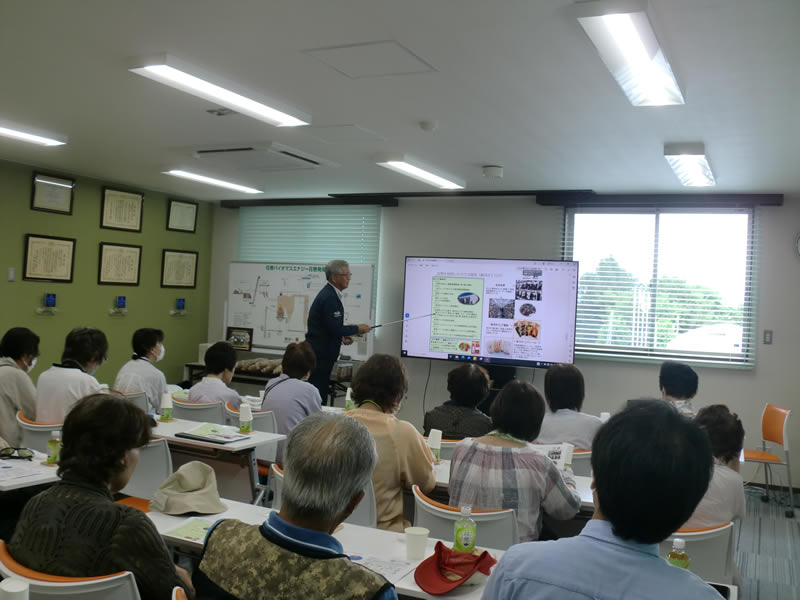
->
[227, 262, 374, 360]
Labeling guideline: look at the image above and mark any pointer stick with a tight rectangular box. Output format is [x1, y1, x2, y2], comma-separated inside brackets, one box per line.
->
[372, 312, 435, 328]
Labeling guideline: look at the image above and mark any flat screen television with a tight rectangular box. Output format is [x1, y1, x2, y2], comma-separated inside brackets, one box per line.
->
[401, 256, 578, 368]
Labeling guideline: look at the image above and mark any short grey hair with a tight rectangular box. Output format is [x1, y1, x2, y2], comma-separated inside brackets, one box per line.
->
[325, 259, 349, 282]
[282, 412, 377, 521]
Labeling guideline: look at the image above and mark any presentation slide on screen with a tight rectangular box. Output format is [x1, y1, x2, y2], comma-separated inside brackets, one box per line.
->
[401, 257, 578, 367]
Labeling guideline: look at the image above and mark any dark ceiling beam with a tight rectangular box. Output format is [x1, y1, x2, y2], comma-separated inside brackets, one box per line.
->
[220, 196, 399, 208]
[536, 193, 784, 207]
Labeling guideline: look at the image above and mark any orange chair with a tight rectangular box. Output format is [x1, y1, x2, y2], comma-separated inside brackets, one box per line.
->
[16, 411, 61, 454]
[743, 403, 794, 517]
[0, 540, 140, 598]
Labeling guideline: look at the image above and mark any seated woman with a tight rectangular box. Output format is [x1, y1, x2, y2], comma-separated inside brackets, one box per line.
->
[423, 364, 492, 440]
[114, 328, 168, 414]
[348, 354, 436, 532]
[261, 341, 322, 464]
[36, 327, 108, 423]
[9, 393, 193, 599]
[449, 380, 581, 542]
[0, 327, 39, 446]
[683, 404, 746, 529]
[536, 364, 601, 450]
[188, 341, 241, 406]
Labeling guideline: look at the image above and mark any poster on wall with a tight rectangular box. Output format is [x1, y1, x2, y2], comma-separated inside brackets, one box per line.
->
[23, 234, 76, 282]
[161, 249, 198, 288]
[98, 242, 141, 285]
[101, 188, 143, 231]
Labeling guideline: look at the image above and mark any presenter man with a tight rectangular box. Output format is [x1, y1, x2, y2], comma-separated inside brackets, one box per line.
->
[306, 260, 371, 402]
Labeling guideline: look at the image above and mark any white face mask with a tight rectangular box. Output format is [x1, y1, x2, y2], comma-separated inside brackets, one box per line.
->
[157, 344, 165, 362]
[26, 357, 38, 372]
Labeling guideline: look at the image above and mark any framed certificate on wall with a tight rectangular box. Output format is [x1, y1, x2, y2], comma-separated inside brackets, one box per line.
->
[23, 234, 76, 282]
[98, 242, 142, 285]
[161, 249, 198, 288]
[167, 199, 198, 233]
[31, 173, 75, 214]
[101, 188, 143, 232]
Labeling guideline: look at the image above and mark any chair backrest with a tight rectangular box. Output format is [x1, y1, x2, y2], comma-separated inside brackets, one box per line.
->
[761, 403, 791, 450]
[120, 439, 172, 499]
[572, 450, 592, 477]
[119, 391, 148, 413]
[172, 399, 224, 424]
[344, 479, 377, 528]
[0, 540, 141, 599]
[658, 522, 735, 584]
[270, 463, 284, 510]
[224, 402, 278, 462]
[16, 411, 61, 454]
[411, 485, 518, 550]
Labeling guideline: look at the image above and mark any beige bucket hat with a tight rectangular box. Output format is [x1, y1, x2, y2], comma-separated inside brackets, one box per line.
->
[150, 461, 228, 515]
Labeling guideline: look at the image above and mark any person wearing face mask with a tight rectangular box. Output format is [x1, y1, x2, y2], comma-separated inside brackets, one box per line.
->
[187, 341, 242, 406]
[113, 328, 169, 414]
[0, 327, 40, 446]
[348, 354, 436, 531]
[36, 327, 109, 423]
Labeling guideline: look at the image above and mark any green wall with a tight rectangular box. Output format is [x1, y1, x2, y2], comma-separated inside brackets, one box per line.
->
[0, 159, 211, 386]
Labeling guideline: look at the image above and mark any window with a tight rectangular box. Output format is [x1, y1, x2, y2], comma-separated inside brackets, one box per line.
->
[237, 204, 381, 303]
[563, 208, 757, 367]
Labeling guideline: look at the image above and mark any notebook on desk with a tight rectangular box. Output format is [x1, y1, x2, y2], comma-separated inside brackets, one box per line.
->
[175, 423, 249, 444]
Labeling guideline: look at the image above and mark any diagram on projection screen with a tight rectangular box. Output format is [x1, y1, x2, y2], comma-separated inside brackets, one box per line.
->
[227, 262, 374, 361]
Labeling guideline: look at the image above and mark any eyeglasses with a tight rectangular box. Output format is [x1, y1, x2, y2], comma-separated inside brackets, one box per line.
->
[0, 447, 34, 460]
[337, 272, 353, 278]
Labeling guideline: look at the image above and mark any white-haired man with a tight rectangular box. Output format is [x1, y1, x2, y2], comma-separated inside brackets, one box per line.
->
[306, 259, 371, 401]
[193, 412, 396, 600]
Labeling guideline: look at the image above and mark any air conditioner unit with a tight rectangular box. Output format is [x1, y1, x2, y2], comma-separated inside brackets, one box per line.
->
[192, 142, 337, 172]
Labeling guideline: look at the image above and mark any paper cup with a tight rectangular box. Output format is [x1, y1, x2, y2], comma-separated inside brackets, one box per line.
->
[405, 526, 430, 560]
[0, 577, 30, 599]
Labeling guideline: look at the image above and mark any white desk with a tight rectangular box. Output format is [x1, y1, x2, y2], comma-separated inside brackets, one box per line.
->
[0, 453, 59, 492]
[435, 460, 594, 511]
[149, 500, 503, 600]
[151, 418, 284, 452]
[152, 418, 285, 503]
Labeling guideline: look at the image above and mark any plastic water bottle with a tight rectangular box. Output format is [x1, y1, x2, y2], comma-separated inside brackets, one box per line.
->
[344, 387, 354, 410]
[160, 392, 173, 421]
[666, 538, 690, 569]
[239, 402, 253, 433]
[46, 431, 61, 465]
[453, 506, 477, 553]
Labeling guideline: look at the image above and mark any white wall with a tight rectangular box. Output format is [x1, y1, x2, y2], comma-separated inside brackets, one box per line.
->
[209, 197, 800, 488]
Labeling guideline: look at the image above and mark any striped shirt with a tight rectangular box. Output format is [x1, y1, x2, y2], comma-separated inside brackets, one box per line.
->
[449, 438, 581, 542]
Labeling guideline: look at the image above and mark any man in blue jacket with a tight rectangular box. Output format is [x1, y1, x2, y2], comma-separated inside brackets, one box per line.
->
[306, 260, 371, 402]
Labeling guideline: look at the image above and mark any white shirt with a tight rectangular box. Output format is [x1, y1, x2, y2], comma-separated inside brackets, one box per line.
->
[329, 281, 343, 301]
[114, 358, 169, 414]
[188, 376, 241, 406]
[683, 461, 745, 529]
[36, 365, 106, 423]
[536, 409, 602, 450]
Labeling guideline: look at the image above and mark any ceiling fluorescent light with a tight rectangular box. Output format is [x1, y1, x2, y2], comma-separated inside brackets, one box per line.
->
[575, 0, 684, 106]
[0, 122, 66, 146]
[130, 54, 309, 127]
[164, 169, 263, 194]
[374, 154, 464, 190]
[664, 143, 715, 187]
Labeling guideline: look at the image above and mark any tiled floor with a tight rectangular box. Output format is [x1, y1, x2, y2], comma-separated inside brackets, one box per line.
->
[735, 487, 799, 600]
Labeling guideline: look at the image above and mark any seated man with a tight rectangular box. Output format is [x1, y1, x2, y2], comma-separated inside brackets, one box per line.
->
[483, 399, 720, 600]
[659, 360, 699, 417]
[187, 341, 241, 406]
[193, 412, 397, 600]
